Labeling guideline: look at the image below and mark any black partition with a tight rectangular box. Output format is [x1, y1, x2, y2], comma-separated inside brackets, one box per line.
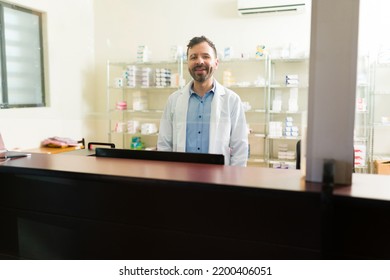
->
[0, 169, 322, 260]
[95, 148, 225, 165]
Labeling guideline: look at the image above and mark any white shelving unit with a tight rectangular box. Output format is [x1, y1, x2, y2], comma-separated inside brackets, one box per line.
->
[266, 57, 309, 169]
[106, 56, 311, 168]
[211, 56, 309, 168]
[354, 56, 372, 173]
[370, 61, 390, 168]
[212, 58, 269, 166]
[106, 59, 183, 149]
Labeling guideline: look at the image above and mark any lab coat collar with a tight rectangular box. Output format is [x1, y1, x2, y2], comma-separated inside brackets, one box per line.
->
[181, 79, 225, 102]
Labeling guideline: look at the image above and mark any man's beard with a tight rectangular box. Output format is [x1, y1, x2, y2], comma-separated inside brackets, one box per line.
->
[189, 65, 214, 82]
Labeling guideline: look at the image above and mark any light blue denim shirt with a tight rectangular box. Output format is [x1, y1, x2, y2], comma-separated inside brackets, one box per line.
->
[186, 83, 215, 153]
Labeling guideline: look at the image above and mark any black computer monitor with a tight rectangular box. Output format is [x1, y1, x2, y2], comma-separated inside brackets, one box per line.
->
[95, 148, 224, 165]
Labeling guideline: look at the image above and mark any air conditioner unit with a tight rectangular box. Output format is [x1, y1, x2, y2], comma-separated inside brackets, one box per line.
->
[237, 0, 306, 15]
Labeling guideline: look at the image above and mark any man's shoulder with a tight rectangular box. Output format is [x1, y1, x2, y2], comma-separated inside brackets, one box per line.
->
[166, 83, 190, 103]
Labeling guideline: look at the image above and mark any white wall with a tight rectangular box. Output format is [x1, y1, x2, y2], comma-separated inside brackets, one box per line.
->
[1, 0, 311, 149]
[359, 0, 390, 57]
[93, 0, 312, 141]
[0, 0, 96, 149]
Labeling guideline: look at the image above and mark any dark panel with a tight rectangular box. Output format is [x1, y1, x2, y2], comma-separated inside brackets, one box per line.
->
[332, 196, 390, 259]
[0, 172, 322, 259]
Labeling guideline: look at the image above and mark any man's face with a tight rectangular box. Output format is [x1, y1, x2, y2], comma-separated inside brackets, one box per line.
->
[187, 42, 219, 83]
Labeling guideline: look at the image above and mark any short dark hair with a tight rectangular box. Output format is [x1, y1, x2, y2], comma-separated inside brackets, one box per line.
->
[186, 36, 217, 58]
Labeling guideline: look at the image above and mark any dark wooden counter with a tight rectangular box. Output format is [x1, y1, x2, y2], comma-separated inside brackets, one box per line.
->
[1, 153, 390, 259]
[1, 153, 307, 190]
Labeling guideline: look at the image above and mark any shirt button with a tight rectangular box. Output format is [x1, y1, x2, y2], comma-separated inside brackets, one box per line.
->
[197, 147, 200, 150]
[198, 131, 201, 134]
[199, 115, 201, 118]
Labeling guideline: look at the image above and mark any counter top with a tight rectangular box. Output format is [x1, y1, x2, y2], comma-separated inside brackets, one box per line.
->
[0, 153, 305, 191]
[1, 153, 390, 200]
[2, 152, 390, 259]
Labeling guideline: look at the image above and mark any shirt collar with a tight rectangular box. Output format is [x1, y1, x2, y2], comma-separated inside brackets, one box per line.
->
[189, 80, 216, 97]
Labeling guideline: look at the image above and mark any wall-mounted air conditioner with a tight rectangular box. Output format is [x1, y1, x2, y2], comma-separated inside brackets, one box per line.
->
[237, 0, 306, 15]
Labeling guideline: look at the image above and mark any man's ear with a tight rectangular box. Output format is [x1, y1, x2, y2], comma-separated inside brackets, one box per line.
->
[214, 58, 219, 69]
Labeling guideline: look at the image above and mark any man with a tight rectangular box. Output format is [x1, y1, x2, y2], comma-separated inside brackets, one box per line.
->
[157, 36, 248, 166]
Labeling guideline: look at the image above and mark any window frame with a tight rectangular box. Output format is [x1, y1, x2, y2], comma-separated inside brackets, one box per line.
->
[0, 1, 45, 109]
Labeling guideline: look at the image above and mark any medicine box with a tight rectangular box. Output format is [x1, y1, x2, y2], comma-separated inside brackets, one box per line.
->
[374, 160, 390, 175]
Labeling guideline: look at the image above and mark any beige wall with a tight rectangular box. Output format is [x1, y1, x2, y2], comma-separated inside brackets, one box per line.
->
[92, 0, 311, 142]
[0, 0, 311, 149]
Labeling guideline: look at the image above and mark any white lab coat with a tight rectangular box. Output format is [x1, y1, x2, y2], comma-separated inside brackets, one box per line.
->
[157, 80, 248, 166]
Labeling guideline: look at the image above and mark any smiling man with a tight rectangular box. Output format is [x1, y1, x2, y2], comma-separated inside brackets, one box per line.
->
[157, 36, 248, 166]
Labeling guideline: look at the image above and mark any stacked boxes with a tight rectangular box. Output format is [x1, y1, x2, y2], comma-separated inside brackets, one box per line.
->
[124, 65, 138, 88]
[374, 160, 390, 175]
[141, 123, 158, 135]
[139, 67, 152, 87]
[155, 68, 171, 87]
[137, 45, 149, 63]
[288, 88, 299, 112]
[114, 122, 126, 133]
[132, 91, 148, 111]
[271, 88, 298, 113]
[269, 122, 283, 137]
[270, 118, 299, 169]
[127, 120, 140, 134]
[122, 66, 173, 88]
[354, 144, 366, 167]
[272, 91, 282, 112]
[284, 116, 299, 137]
[123, 66, 161, 88]
[277, 143, 296, 161]
[356, 97, 367, 112]
[115, 120, 158, 135]
[286, 74, 299, 86]
[116, 101, 127, 110]
[223, 70, 234, 87]
[273, 162, 295, 169]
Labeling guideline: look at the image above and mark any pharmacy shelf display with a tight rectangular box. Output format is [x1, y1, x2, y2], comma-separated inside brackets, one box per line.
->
[106, 56, 376, 172]
[106, 56, 310, 168]
[354, 56, 372, 173]
[210, 58, 269, 166]
[106, 59, 184, 150]
[369, 61, 390, 170]
[265, 58, 309, 169]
